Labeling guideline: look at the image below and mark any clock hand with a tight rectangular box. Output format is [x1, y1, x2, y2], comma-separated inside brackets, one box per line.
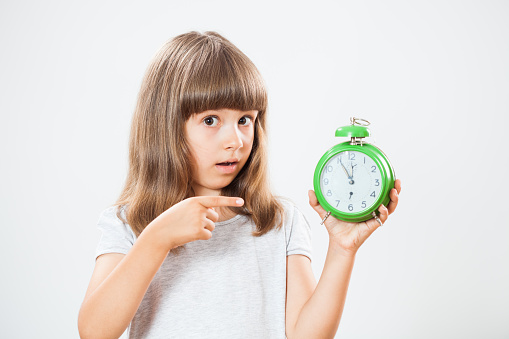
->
[340, 158, 355, 185]
[351, 164, 357, 178]
[339, 157, 352, 179]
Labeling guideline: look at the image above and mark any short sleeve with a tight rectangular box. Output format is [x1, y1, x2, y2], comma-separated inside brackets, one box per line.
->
[284, 201, 313, 262]
[95, 206, 136, 259]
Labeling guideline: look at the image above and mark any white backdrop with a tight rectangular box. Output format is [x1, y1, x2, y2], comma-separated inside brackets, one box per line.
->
[1, 1, 508, 338]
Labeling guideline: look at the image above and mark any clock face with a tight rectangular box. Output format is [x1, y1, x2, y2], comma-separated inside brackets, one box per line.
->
[319, 150, 383, 214]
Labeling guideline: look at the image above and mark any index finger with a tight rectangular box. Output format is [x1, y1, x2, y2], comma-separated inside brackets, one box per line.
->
[196, 196, 244, 208]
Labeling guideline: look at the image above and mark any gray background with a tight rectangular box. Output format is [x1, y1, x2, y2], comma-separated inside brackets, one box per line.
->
[1, 0, 508, 338]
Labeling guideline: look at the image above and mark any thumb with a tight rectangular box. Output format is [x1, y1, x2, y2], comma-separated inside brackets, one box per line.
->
[308, 190, 328, 220]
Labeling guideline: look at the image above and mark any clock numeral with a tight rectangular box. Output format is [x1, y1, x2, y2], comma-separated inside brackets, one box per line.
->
[325, 165, 333, 173]
[370, 191, 376, 198]
[349, 152, 356, 161]
[348, 204, 354, 211]
[375, 179, 380, 186]
[324, 178, 329, 185]
[327, 190, 332, 197]
[361, 201, 367, 208]
[371, 166, 377, 173]
[364, 157, 366, 164]
[335, 200, 340, 207]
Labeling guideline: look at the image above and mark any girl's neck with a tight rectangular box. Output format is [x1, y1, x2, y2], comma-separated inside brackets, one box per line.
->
[191, 184, 221, 197]
[190, 184, 237, 222]
[216, 207, 237, 222]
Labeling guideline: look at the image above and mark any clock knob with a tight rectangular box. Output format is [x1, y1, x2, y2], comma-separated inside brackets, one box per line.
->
[335, 117, 371, 145]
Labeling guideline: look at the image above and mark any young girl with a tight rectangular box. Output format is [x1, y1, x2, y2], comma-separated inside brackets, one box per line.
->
[78, 31, 401, 339]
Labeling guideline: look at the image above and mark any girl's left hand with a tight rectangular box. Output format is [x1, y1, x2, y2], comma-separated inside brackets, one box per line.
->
[308, 179, 402, 257]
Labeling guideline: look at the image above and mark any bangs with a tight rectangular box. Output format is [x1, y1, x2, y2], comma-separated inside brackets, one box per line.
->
[179, 40, 267, 118]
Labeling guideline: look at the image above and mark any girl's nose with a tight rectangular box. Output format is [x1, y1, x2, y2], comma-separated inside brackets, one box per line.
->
[224, 125, 243, 150]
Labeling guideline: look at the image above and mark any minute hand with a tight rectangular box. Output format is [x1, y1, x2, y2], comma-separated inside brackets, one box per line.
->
[339, 158, 352, 179]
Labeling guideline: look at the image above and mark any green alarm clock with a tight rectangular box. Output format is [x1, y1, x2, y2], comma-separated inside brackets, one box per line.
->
[313, 117, 396, 223]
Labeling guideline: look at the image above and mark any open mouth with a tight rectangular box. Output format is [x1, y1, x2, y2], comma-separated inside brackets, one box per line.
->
[215, 161, 239, 174]
[216, 162, 238, 166]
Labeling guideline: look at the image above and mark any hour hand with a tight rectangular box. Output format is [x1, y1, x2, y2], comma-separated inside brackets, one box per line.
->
[350, 164, 357, 178]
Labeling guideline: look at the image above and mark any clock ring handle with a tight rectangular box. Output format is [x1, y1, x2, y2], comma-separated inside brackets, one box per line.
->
[320, 211, 332, 225]
[351, 117, 370, 126]
[372, 211, 383, 227]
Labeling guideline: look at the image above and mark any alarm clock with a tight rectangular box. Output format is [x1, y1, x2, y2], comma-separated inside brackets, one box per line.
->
[313, 117, 396, 223]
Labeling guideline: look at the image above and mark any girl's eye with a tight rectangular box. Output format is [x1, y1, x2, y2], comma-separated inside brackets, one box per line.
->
[239, 116, 253, 126]
[203, 116, 219, 126]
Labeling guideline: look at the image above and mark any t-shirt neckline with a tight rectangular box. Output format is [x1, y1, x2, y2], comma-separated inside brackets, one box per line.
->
[215, 214, 244, 226]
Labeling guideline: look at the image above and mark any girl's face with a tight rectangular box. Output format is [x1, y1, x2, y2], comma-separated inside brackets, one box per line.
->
[185, 108, 258, 196]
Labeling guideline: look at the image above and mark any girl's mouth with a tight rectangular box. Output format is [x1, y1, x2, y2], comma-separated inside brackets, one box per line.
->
[215, 161, 238, 174]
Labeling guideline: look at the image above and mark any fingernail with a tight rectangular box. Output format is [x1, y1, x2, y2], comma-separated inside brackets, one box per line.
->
[236, 199, 244, 205]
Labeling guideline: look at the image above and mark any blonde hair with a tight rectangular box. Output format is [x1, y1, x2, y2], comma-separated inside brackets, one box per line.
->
[115, 31, 283, 239]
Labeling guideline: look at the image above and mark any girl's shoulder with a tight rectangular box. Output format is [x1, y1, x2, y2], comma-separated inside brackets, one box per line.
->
[275, 197, 313, 260]
[274, 196, 311, 230]
[96, 205, 136, 239]
[275, 196, 305, 219]
[95, 205, 136, 258]
[97, 204, 126, 223]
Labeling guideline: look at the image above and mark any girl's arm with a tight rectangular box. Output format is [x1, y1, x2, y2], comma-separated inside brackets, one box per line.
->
[286, 180, 401, 339]
[78, 230, 170, 339]
[78, 196, 244, 339]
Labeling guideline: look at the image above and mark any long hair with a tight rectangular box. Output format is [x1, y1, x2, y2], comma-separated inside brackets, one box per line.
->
[115, 31, 283, 239]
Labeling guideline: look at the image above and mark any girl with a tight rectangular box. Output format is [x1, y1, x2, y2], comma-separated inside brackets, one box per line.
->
[78, 31, 401, 339]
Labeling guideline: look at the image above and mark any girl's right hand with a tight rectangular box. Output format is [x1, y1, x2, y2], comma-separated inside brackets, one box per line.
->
[145, 196, 244, 252]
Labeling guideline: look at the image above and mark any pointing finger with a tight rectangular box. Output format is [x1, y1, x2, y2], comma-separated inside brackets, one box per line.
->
[196, 196, 244, 208]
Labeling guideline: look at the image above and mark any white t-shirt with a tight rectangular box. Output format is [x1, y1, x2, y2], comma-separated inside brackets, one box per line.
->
[95, 198, 312, 339]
